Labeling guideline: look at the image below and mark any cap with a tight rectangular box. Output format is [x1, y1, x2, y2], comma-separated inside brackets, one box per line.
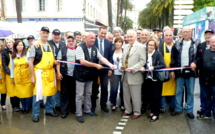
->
[67, 35, 74, 40]
[52, 29, 61, 35]
[153, 28, 161, 32]
[27, 35, 35, 40]
[74, 31, 81, 37]
[41, 26, 50, 33]
[205, 29, 214, 34]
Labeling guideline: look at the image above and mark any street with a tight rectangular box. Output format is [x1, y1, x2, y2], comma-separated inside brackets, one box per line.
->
[0, 78, 214, 134]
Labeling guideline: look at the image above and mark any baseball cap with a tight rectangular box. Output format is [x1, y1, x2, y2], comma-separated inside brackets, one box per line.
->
[52, 29, 61, 35]
[74, 31, 81, 37]
[41, 26, 50, 33]
[153, 28, 161, 32]
[204, 29, 214, 34]
[27, 35, 35, 40]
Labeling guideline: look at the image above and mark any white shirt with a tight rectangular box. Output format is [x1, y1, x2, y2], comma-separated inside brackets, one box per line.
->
[113, 53, 122, 75]
[181, 40, 191, 67]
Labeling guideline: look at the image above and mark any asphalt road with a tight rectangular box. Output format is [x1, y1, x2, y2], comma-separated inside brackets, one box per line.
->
[0, 78, 214, 134]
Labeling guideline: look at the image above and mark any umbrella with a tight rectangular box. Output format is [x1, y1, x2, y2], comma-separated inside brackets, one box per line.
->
[0, 27, 14, 37]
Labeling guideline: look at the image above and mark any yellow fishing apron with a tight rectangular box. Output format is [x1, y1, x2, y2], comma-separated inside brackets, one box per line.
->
[6, 54, 15, 97]
[14, 56, 33, 98]
[0, 59, 7, 93]
[33, 42, 57, 96]
[162, 43, 176, 96]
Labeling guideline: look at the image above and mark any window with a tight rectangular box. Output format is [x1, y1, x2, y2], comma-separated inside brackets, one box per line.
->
[56, 0, 62, 11]
[39, 0, 45, 11]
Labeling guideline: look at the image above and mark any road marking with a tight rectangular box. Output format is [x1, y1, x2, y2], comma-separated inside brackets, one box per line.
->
[113, 116, 129, 134]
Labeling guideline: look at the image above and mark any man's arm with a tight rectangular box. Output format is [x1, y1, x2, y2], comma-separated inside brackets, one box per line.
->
[79, 59, 103, 70]
[29, 57, 35, 84]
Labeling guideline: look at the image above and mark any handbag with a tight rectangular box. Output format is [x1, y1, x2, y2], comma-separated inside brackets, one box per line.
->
[156, 71, 171, 82]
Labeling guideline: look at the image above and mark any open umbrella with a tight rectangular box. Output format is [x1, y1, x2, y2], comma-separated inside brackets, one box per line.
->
[0, 27, 14, 37]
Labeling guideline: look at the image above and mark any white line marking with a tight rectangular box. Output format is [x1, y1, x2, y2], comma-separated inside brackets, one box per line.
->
[120, 119, 128, 122]
[116, 126, 124, 130]
[113, 131, 122, 134]
[118, 122, 126, 126]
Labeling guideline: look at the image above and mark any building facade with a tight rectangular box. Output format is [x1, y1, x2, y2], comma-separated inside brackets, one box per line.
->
[0, 0, 110, 34]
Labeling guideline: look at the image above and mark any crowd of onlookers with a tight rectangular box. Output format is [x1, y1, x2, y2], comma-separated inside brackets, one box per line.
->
[0, 25, 215, 124]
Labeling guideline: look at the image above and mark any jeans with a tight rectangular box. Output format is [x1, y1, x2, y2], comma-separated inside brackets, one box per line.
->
[174, 77, 195, 113]
[110, 75, 124, 107]
[20, 97, 32, 109]
[161, 96, 175, 108]
[202, 84, 215, 117]
[32, 95, 55, 116]
[199, 77, 206, 110]
[54, 91, 61, 107]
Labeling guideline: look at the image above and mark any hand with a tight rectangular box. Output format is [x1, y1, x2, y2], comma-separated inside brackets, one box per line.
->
[31, 76, 35, 85]
[148, 67, 154, 72]
[57, 72, 63, 80]
[170, 71, 175, 79]
[108, 70, 112, 76]
[190, 62, 196, 71]
[125, 68, 132, 73]
[140, 67, 145, 72]
[55, 60, 60, 65]
[96, 64, 103, 70]
[119, 66, 124, 72]
[109, 64, 116, 70]
[33, 41, 40, 49]
[12, 78, 15, 84]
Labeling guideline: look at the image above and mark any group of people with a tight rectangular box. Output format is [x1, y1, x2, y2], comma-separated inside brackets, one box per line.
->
[0, 25, 215, 124]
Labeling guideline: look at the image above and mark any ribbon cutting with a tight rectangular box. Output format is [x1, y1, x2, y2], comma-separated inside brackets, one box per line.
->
[59, 60, 191, 71]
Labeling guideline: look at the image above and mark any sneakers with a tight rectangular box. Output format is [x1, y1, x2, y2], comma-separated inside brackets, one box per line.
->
[160, 107, 166, 113]
[197, 114, 212, 120]
[32, 116, 39, 122]
[13, 107, 21, 112]
[83, 112, 97, 117]
[76, 116, 84, 123]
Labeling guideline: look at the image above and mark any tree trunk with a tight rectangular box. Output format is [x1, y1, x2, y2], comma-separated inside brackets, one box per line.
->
[1, 0, 5, 17]
[107, 0, 113, 32]
[116, 0, 120, 26]
[123, 0, 128, 32]
[119, 0, 123, 26]
[15, 0, 22, 23]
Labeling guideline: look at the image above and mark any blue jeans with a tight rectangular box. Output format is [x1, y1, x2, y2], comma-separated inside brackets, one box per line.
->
[174, 77, 195, 113]
[32, 95, 55, 116]
[199, 77, 206, 110]
[161, 96, 175, 108]
[20, 97, 32, 109]
[110, 75, 124, 106]
[54, 91, 61, 107]
[202, 84, 215, 117]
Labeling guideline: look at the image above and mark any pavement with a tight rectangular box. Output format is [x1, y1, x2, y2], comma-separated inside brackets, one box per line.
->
[0, 78, 214, 134]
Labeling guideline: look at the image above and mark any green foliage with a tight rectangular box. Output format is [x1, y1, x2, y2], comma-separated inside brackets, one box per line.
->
[120, 16, 133, 32]
[138, 0, 174, 29]
[193, 0, 215, 11]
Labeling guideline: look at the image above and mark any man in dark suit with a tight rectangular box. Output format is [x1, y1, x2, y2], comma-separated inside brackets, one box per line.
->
[194, 29, 214, 116]
[91, 26, 113, 112]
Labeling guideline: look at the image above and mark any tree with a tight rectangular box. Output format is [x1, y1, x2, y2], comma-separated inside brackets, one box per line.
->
[15, 0, 22, 23]
[193, 0, 215, 12]
[120, 16, 133, 32]
[138, 0, 174, 29]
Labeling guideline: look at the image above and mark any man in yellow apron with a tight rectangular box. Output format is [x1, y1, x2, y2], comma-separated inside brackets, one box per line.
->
[29, 26, 59, 122]
[158, 30, 176, 113]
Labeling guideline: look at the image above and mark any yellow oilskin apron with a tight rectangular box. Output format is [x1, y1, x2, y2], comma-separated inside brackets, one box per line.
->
[6, 54, 15, 97]
[0, 59, 7, 93]
[14, 56, 33, 98]
[33, 42, 57, 96]
[162, 43, 176, 96]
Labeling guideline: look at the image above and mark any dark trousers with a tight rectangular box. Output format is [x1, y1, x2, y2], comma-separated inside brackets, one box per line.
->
[20, 97, 32, 109]
[60, 75, 76, 114]
[10, 97, 20, 108]
[199, 77, 206, 110]
[91, 69, 109, 110]
[202, 83, 215, 117]
[142, 82, 149, 110]
[145, 79, 162, 117]
[1, 94, 7, 105]
[110, 75, 124, 106]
